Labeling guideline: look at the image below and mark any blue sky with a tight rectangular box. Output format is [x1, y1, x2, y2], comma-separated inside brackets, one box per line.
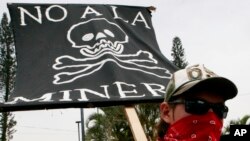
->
[1, 0, 250, 141]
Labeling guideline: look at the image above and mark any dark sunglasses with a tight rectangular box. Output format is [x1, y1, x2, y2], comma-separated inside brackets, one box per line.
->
[168, 99, 228, 119]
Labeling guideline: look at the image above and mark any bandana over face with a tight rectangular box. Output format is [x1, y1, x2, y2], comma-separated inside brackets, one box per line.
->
[163, 112, 223, 141]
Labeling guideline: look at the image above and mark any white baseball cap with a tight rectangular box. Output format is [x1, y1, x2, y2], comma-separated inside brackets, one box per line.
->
[165, 64, 238, 101]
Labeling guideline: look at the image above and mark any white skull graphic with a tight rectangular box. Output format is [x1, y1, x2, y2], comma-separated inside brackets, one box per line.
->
[67, 18, 129, 57]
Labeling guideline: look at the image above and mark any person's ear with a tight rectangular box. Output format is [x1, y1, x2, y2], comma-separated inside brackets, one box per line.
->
[160, 102, 172, 123]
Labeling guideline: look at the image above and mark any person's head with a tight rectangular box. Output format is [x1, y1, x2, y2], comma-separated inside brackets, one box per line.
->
[158, 64, 238, 140]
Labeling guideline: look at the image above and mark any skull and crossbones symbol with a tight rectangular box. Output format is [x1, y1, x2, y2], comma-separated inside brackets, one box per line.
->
[52, 18, 171, 85]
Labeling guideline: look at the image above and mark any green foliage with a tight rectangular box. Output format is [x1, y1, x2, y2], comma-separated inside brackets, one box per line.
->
[0, 13, 17, 141]
[85, 112, 109, 141]
[85, 104, 160, 141]
[85, 106, 134, 141]
[0, 112, 16, 141]
[135, 103, 160, 141]
[171, 36, 188, 69]
[223, 115, 250, 135]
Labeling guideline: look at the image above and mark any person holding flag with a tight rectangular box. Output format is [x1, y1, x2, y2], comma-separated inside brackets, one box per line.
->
[157, 64, 238, 141]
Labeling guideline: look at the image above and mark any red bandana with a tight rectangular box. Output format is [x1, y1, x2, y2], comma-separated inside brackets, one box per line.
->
[162, 112, 223, 141]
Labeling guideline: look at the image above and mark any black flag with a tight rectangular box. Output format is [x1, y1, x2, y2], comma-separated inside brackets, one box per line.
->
[0, 4, 177, 111]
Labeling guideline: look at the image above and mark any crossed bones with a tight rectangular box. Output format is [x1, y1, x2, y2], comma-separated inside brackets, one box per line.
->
[52, 50, 172, 85]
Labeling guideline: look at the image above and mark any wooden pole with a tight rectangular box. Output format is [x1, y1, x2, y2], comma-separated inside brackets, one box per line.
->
[124, 105, 147, 141]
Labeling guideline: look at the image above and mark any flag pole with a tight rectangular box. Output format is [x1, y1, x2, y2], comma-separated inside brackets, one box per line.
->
[124, 105, 147, 141]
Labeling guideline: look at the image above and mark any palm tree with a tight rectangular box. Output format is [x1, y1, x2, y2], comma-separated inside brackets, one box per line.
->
[85, 104, 160, 141]
[85, 106, 134, 141]
[223, 115, 250, 135]
[135, 103, 160, 141]
[85, 112, 109, 141]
